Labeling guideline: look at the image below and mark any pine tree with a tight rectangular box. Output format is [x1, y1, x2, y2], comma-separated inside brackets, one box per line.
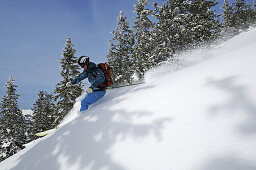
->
[187, 0, 221, 46]
[222, 0, 237, 37]
[151, 1, 175, 64]
[32, 91, 55, 138]
[233, 0, 249, 30]
[168, 0, 193, 51]
[0, 76, 25, 161]
[246, 1, 256, 26]
[23, 111, 34, 143]
[151, 0, 191, 64]
[54, 36, 83, 126]
[254, 0, 256, 14]
[132, 0, 154, 81]
[107, 11, 134, 86]
[253, 0, 256, 25]
[151, 0, 220, 64]
[222, 0, 234, 28]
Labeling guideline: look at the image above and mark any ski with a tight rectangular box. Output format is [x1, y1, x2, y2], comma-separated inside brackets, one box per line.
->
[35, 127, 59, 137]
[110, 82, 145, 89]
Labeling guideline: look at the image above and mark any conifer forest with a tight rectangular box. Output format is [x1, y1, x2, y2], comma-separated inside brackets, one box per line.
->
[1, 0, 256, 162]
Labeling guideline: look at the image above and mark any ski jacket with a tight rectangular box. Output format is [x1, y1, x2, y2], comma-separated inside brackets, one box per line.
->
[71, 62, 106, 91]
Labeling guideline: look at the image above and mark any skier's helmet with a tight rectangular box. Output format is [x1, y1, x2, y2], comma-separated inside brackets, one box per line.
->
[78, 56, 90, 67]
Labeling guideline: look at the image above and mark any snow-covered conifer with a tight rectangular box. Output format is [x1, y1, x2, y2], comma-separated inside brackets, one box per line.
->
[107, 11, 135, 86]
[221, 0, 237, 37]
[0, 77, 25, 161]
[151, 0, 191, 64]
[132, 0, 154, 81]
[32, 91, 55, 138]
[246, 1, 256, 26]
[187, 0, 221, 46]
[253, 1, 256, 25]
[54, 36, 83, 126]
[254, 0, 256, 13]
[151, 2, 174, 64]
[233, 0, 250, 30]
[23, 111, 34, 143]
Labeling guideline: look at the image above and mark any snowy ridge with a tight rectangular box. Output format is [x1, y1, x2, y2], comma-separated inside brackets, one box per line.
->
[1, 28, 256, 170]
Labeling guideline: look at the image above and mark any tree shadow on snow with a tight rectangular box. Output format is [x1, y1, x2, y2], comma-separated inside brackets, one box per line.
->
[205, 75, 256, 135]
[9, 83, 172, 170]
[200, 76, 256, 170]
[200, 155, 256, 170]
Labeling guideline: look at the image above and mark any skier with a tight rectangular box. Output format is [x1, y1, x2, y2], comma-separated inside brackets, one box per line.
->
[66, 56, 106, 112]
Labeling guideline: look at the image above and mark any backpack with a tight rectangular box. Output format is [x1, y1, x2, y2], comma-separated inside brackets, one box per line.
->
[97, 63, 113, 88]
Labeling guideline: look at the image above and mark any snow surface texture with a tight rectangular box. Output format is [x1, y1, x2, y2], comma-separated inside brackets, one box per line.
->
[1, 28, 256, 170]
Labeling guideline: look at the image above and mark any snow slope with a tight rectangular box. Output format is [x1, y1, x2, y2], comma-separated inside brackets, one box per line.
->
[1, 28, 256, 170]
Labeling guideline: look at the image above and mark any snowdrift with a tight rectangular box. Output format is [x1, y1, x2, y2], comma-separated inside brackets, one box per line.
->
[1, 28, 256, 170]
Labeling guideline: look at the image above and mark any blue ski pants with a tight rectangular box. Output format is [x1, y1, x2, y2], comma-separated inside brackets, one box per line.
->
[80, 90, 106, 112]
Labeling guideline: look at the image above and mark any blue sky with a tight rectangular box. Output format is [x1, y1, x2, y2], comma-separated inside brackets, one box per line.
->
[0, 0, 136, 109]
[0, 0, 254, 109]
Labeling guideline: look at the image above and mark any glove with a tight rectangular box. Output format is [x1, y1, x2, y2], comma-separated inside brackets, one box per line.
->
[86, 87, 93, 93]
[66, 82, 72, 88]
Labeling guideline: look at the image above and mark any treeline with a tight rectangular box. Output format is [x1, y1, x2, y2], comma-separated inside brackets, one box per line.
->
[0, 36, 83, 161]
[0, 0, 256, 162]
[107, 0, 256, 86]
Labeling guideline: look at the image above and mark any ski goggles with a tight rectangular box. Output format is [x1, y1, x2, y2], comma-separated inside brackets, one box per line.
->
[79, 63, 86, 68]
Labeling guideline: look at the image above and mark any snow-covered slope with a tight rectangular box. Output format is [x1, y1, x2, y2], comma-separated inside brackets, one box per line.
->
[1, 28, 256, 170]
